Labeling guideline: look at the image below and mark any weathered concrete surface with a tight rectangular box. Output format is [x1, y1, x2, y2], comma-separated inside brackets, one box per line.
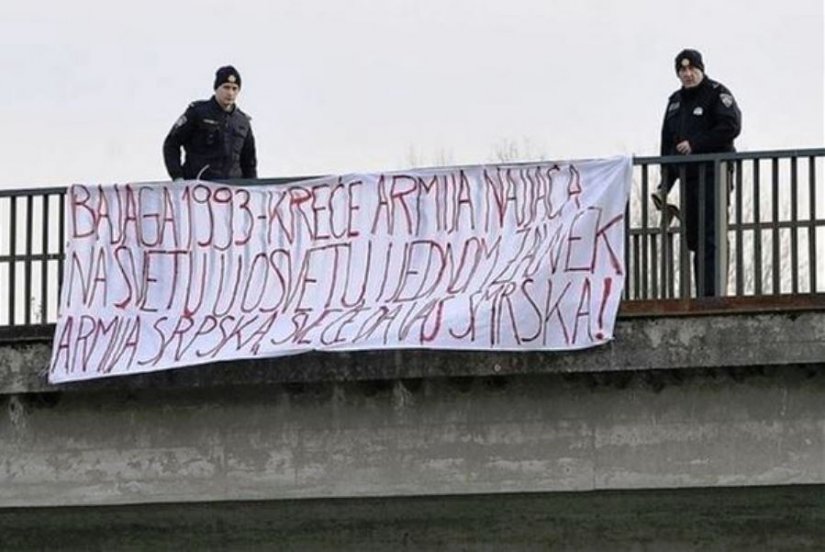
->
[1, 306, 824, 552]
[1, 365, 824, 508]
[3, 485, 825, 551]
[1, 310, 824, 393]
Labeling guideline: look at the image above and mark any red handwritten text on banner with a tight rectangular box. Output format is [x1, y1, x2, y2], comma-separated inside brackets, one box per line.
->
[49, 157, 632, 383]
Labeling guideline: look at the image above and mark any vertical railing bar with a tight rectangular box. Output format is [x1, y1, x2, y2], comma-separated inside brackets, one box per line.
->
[651, 160, 660, 296]
[810, 156, 818, 293]
[624, 198, 631, 301]
[771, 158, 780, 294]
[633, 234, 640, 299]
[678, 168, 690, 298]
[641, 164, 650, 299]
[24, 195, 34, 326]
[697, 164, 706, 296]
[9, 197, 17, 325]
[734, 159, 744, 295]
[662, 164, 674, 297]
[753, 159, 762, 295]
[656, 165, 670, 299]
[41, 193, 50, 324]
[57, 191, 66, 302]
[790, 156, 799, 293]
[651, 231, 659, 299]
[668, 231, 676, 298]
[715, 159, 728, 297]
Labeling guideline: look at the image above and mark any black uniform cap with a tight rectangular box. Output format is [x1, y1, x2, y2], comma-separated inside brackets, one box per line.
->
[675, 49, 704, 73]
[214, 65, 242, 89]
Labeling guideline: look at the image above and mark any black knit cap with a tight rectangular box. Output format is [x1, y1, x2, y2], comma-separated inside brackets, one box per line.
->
[214, 65, 241, 89]
[674, 49, 704, 73]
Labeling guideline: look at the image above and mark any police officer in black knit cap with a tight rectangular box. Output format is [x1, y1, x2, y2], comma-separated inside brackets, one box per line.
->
[654, 48, 741, 297]
[163, 65, 257, 181]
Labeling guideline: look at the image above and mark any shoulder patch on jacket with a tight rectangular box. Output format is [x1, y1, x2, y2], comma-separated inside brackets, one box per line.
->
[174, 114, 188, 128]
[719, 93, 734, 108]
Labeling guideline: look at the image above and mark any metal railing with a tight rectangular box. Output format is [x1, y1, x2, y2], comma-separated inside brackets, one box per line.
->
[626, 148, 824, 302]
[0, 189, 65, 336]
[1, 149, 823, 336]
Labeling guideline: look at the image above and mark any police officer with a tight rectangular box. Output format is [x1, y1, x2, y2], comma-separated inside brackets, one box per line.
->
[656, 48, 741, 296]
[163, 65, 257, 181]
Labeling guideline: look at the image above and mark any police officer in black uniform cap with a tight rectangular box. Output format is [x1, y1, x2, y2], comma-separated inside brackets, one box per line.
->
[163, 65, 257, 181]
[655, 48, 741, 296]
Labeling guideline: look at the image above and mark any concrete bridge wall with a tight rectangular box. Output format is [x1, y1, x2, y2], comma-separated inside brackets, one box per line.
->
[0, 309, 823, 548]
[2, 363, 825, 508]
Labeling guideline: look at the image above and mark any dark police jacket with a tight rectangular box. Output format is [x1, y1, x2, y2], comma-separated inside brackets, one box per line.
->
[163, 97, 257, 181]
[660, 76, 741, 158]
[659, 76, 741, 191]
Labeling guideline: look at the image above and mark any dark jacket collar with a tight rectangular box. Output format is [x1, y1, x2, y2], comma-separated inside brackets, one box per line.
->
[680, 75, 711, 99]
[209, 96, 236, 114]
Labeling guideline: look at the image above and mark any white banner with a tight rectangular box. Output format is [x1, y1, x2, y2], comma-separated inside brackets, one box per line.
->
[49, 157, 632, 383]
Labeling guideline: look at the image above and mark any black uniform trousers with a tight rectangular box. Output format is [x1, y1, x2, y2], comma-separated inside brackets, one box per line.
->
[671, 163, 730, 297]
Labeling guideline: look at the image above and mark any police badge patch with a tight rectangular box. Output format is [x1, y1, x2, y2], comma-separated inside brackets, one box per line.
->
[174, 114, 188, 128]
[720, 93, 734, 108]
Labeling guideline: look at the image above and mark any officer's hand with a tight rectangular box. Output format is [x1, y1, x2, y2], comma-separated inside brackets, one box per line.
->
[676, 140, 692, 155]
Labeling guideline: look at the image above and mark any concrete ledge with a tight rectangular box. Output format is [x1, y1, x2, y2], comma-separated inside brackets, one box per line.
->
[2, 366, 825, 508]
[1, 310, 823, 394]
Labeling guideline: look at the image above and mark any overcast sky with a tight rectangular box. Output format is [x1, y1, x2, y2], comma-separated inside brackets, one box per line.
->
[1, 0, 822, 188]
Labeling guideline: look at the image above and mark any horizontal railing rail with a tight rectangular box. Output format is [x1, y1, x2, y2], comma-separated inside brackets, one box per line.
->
[1, 148, 823, 336]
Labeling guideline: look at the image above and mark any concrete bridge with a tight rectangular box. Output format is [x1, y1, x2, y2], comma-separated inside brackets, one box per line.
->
[2, 302, 825, 549]
[1, 149, 824, 549]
